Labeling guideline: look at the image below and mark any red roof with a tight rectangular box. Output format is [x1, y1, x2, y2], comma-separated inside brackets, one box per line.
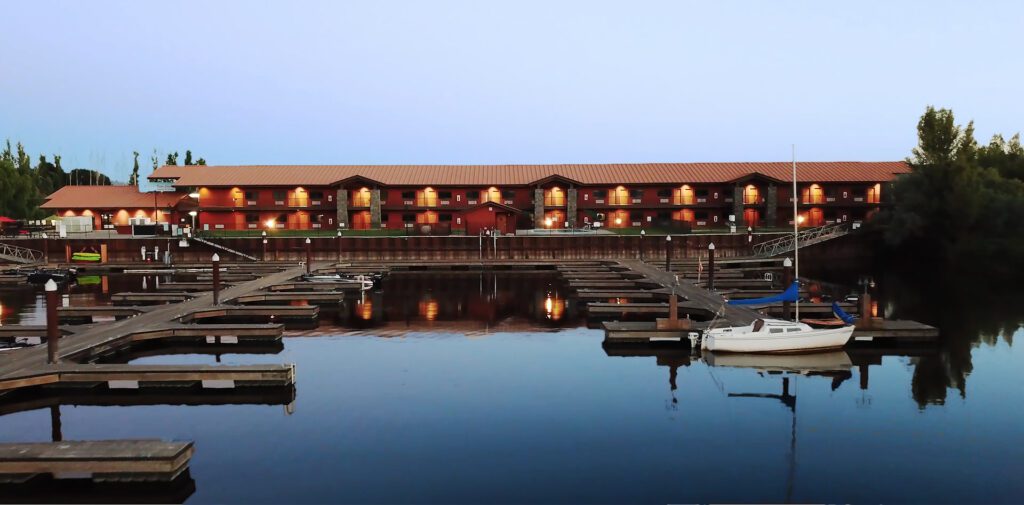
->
[40, 186, 185, 209]
[149, 162, 909, 187]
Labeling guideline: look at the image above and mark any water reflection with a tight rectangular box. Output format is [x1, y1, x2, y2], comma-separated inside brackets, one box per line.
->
[323, 272, 581, 334]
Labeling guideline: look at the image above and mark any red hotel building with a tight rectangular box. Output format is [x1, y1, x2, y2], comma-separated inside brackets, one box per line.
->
[43, 162, 909, 234]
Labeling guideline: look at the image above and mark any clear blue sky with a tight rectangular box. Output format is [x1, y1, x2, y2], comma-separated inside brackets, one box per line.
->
[2, 0, 1022, 184]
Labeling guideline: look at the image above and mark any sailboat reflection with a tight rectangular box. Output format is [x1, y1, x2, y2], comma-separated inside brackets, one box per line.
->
[703, 350, 854, 390]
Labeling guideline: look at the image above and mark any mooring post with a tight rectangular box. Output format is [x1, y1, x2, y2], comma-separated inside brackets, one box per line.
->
[261, 231, 268, 261]
[639, 229, 645, 261]
[42, 232, 49, 264]
[50, 405, 62, 442]
[707, 242, 716, 291]
[45, 279, 60, 364]
[305, 237, 312, 274]
[664, 235, 673, 271]
[212, 253, 221, 305]
[856, 291, 873, 330]
[782, 257, 793, 320]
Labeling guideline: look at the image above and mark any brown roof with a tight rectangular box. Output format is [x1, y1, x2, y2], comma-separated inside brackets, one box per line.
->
[41, 185, 185, 209]
[149, 162, 909, 187]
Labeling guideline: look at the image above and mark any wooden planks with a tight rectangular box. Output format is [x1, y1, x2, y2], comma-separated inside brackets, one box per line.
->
[0, 440, 193, 482]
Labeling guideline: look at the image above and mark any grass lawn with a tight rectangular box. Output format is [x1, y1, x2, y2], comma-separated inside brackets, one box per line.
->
[604, 227, 793, 236]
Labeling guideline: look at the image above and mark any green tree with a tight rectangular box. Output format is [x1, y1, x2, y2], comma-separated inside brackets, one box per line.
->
[184, 150, 193, 166]
[166, 151, 179, 165]
[129, 151, 140, 186]
[151, 149, 159, 171]
[877, 106, 1024, 274]
[196, 157, 206, 165]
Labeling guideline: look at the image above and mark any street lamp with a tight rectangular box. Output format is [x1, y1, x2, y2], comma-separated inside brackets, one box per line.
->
[188, 210, 198, 231]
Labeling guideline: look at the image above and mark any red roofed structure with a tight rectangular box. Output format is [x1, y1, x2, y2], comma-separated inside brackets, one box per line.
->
[51, 161, 909, 234]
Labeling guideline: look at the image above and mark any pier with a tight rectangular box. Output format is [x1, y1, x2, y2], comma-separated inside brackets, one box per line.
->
[0, 440, 193, 483]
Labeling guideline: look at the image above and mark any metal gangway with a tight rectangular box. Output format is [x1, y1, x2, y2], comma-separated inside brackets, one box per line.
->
[752, 223, 851, 258]
[0, 242, 44, 264]
[190, 235, 259, 261]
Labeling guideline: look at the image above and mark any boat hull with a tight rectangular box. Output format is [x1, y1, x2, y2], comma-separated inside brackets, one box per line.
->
[702, 325, 854, 353]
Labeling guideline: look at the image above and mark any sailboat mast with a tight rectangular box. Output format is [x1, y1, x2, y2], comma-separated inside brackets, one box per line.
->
[792, 145, 799, 320]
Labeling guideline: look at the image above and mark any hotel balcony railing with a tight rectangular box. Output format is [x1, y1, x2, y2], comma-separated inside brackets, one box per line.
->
[543, 198, 566, 207]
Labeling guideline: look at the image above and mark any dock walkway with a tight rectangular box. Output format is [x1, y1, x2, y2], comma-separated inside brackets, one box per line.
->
[618, 260, 762, 326]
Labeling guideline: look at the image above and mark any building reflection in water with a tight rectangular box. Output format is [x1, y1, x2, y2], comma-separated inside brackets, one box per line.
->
[331, 272, 579, 332]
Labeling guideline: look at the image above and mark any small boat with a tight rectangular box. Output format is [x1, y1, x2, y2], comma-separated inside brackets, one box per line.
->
[301, 273, 375, 291]
[71, 252, 101, 262]
[701, 318, 854, 353]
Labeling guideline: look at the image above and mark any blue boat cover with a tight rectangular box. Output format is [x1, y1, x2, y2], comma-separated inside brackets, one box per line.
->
[728, 282, 799, 305]
[832, 301, 857, 324]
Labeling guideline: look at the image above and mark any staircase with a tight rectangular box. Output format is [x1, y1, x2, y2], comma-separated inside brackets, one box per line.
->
[752, 223, 851, 258]
[190, 235, 259, 261]
[0, 242, 44, 264]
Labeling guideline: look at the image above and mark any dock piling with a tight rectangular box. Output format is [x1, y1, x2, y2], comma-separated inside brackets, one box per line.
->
[212, 253, 221, 305]
[45, 279, 60, 364]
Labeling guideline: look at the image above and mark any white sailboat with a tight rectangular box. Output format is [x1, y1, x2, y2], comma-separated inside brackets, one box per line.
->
[701, 318, 854, 353]
[700, 146, 854, 353]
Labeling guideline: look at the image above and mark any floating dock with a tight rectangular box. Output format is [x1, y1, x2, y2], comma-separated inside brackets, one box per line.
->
[0, 440, 193, 483]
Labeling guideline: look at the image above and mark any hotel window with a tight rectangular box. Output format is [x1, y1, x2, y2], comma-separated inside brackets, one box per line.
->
[743, 185, 759, 204]
[416, 188, 438, 207]
[824, 187, 837, 202]
[401, 191, 416, 200]
[351, 188, 372, 207]
[244, 191, 259, 201]
[482, 187, 501, 203]
[695, 189, 709, 199]
[544, 187, 566, 206]
[867, 184, 881, 204]
[438, 191, 452, 199]
[674, 185, 695, 205]
[309, 191, 324, 202]
[379, 190, 388, 202]
[629, 189, 644, 199]
[246, 214, 259, 223]
[402, 213, 416, 223]
[608, 186, 630, 205]
[439, 213, 453, 222]
[502, 190, 515, 199]
[802, 184, 825, 204]
[593, 189, 607, 198]
[276, 213, 288, 228]
[273, 191, 287, 205]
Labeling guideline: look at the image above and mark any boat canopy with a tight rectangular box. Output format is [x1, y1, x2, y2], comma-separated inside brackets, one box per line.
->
[832, 301, 857, 324]
[727, 282, 799, 306]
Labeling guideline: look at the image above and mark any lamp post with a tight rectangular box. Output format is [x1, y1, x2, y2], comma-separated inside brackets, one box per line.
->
[639, 229, 646, 261]
[211, 253, 221, 305]
[336, 228, 343, 263]
[707, 242, 716, 291]
[305, 237, 312, 274]
[261, 231, 268, 261]
[664, 235, 673, 271]
[188, 210, 198, 233]
[45, 279, 59, 364]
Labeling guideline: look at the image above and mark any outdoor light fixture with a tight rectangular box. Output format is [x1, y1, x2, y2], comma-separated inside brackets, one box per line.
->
[615, 217, 622, 225]
[189, 192, 200, 199]
[188, 211, 198, 217]
[797, 215, 806, 224]
[544, 218, 553, 228]
[265, 219, 276, 229]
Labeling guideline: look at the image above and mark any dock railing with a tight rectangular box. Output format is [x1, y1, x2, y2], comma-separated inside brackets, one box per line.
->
[752, 223, 850, 258]
[0, 242, 44, 264]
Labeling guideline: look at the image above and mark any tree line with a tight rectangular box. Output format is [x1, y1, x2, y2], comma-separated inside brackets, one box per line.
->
[1, 140, 206, 219]
[873, 106, 1024, 276]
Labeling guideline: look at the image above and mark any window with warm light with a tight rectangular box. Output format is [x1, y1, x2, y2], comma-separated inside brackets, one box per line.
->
[743, 184, 759, 204]
[802, 184, 825, 204]
[544, 187, 566, 206]
[351, 188, 372, 207]
[609, 186, 630, 205]
[673, 185, 695, 205]
[416, 188, 438, 207]
[481, 187, 501, 203]
[867, 183, 881, 203]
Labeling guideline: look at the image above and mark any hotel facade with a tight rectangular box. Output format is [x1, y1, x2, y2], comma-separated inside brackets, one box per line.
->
[42, 162, 909, 234]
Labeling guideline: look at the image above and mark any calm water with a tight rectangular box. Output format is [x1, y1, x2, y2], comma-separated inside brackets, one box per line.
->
[0, 270, 1022, 503]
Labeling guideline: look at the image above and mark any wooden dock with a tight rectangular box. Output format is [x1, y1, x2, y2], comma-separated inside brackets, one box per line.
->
[233, 291, 345, 304]
[0, 440, 193, 483]
[602, 319, 939, 346]
[110, 292, 195, 304]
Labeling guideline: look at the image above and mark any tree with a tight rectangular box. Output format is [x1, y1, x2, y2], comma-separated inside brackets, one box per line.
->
[876, 106, 1024, 275]
[184, 150, 193, 166]
[129, 151, 140, 186]
[166, 151, 179, 165]
[196, 157, 207, 165]
[151, 149, 159, 171]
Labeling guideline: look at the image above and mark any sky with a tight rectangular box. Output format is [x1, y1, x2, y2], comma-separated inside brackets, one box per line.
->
[2, 0, 1022, 185]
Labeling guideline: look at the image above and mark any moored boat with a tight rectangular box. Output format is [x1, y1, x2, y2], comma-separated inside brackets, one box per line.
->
[701, 318, 854, 353]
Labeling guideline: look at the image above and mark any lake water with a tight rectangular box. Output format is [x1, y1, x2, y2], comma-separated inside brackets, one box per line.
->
[0, 269, 1022, 503]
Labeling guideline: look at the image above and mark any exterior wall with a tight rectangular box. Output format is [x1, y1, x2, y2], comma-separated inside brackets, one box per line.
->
[181, 179, 892, 232]
[58, 207, 177, 232]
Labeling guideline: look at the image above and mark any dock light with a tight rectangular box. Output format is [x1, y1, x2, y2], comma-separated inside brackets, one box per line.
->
[640, 229, 645, 236]
[337, 229, 342, 237]
[666, 235, 672, 242]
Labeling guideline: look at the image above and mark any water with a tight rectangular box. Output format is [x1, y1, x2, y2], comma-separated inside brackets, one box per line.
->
[0, 271, 1022, 503]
